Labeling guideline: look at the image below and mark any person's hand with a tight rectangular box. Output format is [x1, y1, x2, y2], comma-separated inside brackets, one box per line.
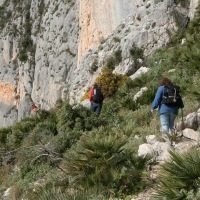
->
[151, 109, 154, 113]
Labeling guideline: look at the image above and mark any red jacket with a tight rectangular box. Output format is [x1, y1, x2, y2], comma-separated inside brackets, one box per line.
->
[32, 105, 39, 112]
[89, 88, 94, 103]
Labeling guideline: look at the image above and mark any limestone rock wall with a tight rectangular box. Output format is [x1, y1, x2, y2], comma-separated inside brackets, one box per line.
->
[78, 0, 141, 63]
[0, 0, 79, 127]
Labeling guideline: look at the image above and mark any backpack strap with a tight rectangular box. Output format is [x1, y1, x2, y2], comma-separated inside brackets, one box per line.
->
[173, 87, 177, 102]
[162, 86, 166, 103]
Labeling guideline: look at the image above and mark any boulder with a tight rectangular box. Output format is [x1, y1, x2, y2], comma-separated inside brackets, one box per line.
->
[182, 128, 199, 141]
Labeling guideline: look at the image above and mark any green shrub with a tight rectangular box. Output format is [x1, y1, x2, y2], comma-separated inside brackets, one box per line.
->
[57, 102, 75, 133]
[113, 37, 121, 43]
[7, 120, 35, 148]
[114, 49, 122, 65]
[154, 0, 164, 4]
[56, 103, 103, 150]
[18, 49, 28, 62]
[38, 0, 45, 16]
[105, 56, 116, 70]
[129, 44, 144, 70]
[0, 0, 13, 29]
[36, 110, 51, 121]
[50, 131, 81, 153]
[64, 129, 150, 197]
[131, 105, 152, 127]
[18, 2, 33, 62]
[0, 127, 11, 146]
[19, 163, 51, 191]
[55, 98, 63, 109]
[25, 120, 57, 146]
[73, 105, 100, 131]
[154, 149, 200, 199]
[129, 44, 144, 60]
[100, 99, 121, 124]
[188, 6, 200, 35]
[118, 95, 137, 111]
[89, 59, 98, 74]
[35, 120, 57, 135]
[57, 102, 98, 133]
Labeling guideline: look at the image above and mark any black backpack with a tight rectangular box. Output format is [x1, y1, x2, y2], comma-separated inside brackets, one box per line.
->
[92, 87, 104, 103]
[161, 83, 184, 108]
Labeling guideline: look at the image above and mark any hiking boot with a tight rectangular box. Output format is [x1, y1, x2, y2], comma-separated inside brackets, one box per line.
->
[161, 133, 172, 146]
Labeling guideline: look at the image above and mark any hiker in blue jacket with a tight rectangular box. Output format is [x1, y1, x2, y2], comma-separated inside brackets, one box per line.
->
[151, 77, 184, 139]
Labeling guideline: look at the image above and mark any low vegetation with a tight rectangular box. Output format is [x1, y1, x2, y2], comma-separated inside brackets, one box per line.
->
[0, 5, 199, 200]
[153, 149, 200, 200]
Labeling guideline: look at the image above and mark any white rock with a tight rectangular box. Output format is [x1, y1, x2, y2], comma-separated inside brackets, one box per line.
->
[130, 67, 149, 81]
[138, 143, 152, 157]
[3, 187, 11, 197]
[146, 135, 157, 144]
[182, 128, 199, 141]
[168, 69, 176, 73]
[174, 140, 198, 152]
[133, 87, 148, 101]
[152, 142, 171, 161]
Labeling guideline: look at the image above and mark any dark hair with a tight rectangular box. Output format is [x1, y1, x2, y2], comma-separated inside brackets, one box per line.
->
[159, 77, 172, 86]
[93, 82, 98, 88]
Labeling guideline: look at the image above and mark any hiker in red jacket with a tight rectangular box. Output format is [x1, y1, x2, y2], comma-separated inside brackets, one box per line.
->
[31, 104, 39, 113]
[89, 82, 104, 116]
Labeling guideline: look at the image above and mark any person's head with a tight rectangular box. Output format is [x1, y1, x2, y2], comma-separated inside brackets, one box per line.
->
[93, 82, 98, 88]
[159, 77, 172, 86]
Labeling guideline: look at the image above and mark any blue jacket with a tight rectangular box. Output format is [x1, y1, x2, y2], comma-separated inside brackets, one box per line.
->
[151, 85, 179, 115]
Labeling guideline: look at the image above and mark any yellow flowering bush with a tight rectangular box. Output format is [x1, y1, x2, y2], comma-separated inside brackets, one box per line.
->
[96, 68, 128, 98]
[80, 68, 128, 101]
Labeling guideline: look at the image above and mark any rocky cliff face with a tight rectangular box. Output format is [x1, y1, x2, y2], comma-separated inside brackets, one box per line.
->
[0, 0, 80, 127]
[78, 0, 140, 63]
[0, 0, 199, 127]
[70, 0, 199, 103]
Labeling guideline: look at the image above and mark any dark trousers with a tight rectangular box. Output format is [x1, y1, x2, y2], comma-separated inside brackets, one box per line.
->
[91, 102, 102, 116]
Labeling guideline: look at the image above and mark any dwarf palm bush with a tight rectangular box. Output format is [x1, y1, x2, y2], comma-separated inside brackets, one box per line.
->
[154, 149, 200, 199]
[184, 188, 200, 200]
[64, 128, 150, 197]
